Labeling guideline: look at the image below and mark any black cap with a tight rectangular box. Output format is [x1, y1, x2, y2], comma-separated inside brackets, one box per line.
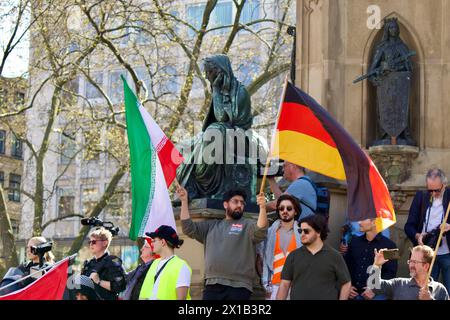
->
[146, 225, 183, 248]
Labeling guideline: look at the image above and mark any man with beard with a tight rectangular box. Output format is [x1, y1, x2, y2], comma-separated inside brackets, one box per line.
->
[262, 194, 302, 299]
[277, 214, 351, 300]
[366, 245, 448, 300]
[178, 186, 268, 300]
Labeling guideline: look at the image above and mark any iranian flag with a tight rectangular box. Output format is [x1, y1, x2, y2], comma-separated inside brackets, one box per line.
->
[122, 76, 183, 240]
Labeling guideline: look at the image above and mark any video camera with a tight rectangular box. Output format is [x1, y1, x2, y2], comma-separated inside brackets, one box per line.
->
[30, 241, 53, 268]
[81, 217, 119, 236]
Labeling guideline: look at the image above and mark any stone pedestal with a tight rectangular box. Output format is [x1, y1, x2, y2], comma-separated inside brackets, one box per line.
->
[368, 145, 419, 186]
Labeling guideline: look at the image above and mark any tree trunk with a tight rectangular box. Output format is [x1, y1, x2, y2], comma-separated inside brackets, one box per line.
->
[0, 187, 19, 277]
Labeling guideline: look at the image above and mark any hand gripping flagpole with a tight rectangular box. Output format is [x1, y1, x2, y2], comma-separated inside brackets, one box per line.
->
[426, 203, 450, 283]
[259, 75, 289, 195]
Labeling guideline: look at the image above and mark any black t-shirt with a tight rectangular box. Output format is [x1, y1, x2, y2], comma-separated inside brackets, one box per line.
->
[281, 244, 351, 300]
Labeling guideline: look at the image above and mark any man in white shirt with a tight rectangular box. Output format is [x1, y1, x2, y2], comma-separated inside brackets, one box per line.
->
[405, 168, 450, 292]
[139, 225, 192, 300]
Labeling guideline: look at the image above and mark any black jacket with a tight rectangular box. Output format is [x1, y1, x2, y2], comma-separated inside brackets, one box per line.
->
[82, 252, 127, 300]
[404, 187, 450, 246]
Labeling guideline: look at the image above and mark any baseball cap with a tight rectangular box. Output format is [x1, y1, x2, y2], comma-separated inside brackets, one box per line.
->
[146, 225, 184, 248]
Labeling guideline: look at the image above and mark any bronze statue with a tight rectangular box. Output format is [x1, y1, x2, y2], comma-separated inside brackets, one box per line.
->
[177, 54, 266, 201]
[354, 18, 415, 146]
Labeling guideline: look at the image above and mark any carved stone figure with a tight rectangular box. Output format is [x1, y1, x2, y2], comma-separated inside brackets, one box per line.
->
[367, 18, 415, 146]
[177, 54, 266, 201]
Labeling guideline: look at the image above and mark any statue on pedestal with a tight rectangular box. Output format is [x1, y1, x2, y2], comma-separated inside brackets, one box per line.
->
[354, 17, 416, 146]
[177, 54, 267, 203]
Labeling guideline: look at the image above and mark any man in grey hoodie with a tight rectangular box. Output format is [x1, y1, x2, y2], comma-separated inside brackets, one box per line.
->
[177, 186, 268, 300]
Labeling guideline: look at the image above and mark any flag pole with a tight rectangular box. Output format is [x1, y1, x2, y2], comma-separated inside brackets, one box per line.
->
[259, 75, 290, 195]
[427, 203, 450, 283]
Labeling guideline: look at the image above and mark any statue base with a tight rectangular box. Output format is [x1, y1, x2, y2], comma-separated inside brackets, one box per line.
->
[368, 145, 419, 186]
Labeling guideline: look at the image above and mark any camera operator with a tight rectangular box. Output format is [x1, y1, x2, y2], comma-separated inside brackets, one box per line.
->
[81, 227, 126, 300]
[1, 236, 55, 293]
[405, 168, 450, 293]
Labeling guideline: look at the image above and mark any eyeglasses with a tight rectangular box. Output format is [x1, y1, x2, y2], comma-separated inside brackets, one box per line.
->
[299, 228, 312, 235]
[88, 239, 106, 245]
[229, 199, 246, 206]
[427, 185, 443, 193]
[278, 205, 293, 212]
[407, 259, 427, 265]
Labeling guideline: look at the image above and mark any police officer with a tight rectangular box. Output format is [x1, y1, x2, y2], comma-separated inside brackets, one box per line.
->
[81, 227, 126, 300]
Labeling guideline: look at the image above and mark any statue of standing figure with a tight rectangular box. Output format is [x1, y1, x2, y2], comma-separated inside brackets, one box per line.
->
[355, 17, 416, 146]
[177, 54, 267, 201]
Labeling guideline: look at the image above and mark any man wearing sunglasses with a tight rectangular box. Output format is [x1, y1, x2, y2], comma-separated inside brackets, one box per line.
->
[178, 186, 268, 300]
[122, 237, 158, 300]
[81, 227, 127, 300]
[262, 194, 302, 299]
[277, 214, 351, 300]
[405, 168, 450, 292]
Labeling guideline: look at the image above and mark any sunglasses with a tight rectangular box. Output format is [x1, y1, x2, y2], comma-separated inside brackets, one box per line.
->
[278, 205, 293, 212]
[427, 185, 443, 193]
[299, 228, 312, 235]
[88, 239, 106, 245]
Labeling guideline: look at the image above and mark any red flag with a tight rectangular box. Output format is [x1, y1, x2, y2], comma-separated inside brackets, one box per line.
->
[0, 258, 69, 300]
[271, 82, 395, 232]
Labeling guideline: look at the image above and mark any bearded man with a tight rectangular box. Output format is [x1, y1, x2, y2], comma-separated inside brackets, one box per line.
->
[178, 186, 268, 300]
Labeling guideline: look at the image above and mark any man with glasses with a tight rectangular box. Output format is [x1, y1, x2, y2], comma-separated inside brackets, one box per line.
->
[178, 186, 268, 300]
[366, 245, 448, 300]
[262, 194, 302, 299]
[81, 227, 126, 300]
[122, 237, 158, 300]
[277, 214, 351, 300]
[405, 168, 450, 292]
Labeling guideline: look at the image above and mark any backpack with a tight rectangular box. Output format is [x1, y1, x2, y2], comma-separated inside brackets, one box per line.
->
[299, 176, 331, 219]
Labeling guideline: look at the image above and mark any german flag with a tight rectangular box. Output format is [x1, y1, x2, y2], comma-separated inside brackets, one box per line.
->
[272, 82, 395, 232]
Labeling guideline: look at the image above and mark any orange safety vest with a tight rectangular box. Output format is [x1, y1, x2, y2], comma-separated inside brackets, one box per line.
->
[271, 229, 297, 285]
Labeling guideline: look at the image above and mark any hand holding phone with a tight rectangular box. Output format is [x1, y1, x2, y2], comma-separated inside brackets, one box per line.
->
[382, 249, 400, 260]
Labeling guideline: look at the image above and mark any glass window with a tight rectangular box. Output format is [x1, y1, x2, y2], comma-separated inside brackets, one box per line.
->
[81, 186, 98, 215]
[109, 70, 125, 104]
[60, 132, 77, 165]
[240, 0, 261, 24]
[135, 67, 153, 99]
[135, 21, 151, 44]
[85, 72, 104, 100]
[83, 130, 101, 161]
[159, 66, 180, 94]
[58, 188, 75, 217]
[11, 134, 23, 159]
[0, 171, 4, 187]
[211, 1, 232, 34]
[0, 89, 7, 105]
[0, 130, 5, 154]
[186, 4, 206, 37]
[15, 92, 25, 105]
[106, 192, 124, 217]
[8, 174, 21, 202]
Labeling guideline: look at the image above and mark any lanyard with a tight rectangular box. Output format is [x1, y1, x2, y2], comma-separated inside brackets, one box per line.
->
[154, 256, 174, 283]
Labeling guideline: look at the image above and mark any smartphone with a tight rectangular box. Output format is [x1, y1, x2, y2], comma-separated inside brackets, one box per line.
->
[382, 249, 400, 260]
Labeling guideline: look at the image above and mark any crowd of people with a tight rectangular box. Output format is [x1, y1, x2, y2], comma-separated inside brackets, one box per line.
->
[1, 164, 449, 301]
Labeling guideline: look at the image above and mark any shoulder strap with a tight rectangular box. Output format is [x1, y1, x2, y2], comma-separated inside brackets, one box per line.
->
[154, 256, 175, 283]
[297, 176, 317, 211]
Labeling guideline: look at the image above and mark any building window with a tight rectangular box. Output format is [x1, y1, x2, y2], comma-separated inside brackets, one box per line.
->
[83, 129, 101, 161]
[0, 89, 7, 105]
[0, 130, 5, 154]
[85, 72, 104, 100]
[0, 171, 4, 187]
[8, 174, 21, 202]
[211, 1, 232, 34]
[240, 0, 261, 24]
[108, 70, 125, 104]
[81, 186, 98, 215]
[58, 188, 75, 217]
[159, 66, 180, 94]
[15, 92, 25, 105]
[186, 4, 206, 37]
[135, 68, 153, 99]
[60, 132, 77, 165]
[11, 134, 23, 159]
[106, 192, 124, 217]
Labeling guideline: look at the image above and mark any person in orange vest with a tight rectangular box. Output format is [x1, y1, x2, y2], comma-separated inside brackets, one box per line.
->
[262, 194, 302, 299]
